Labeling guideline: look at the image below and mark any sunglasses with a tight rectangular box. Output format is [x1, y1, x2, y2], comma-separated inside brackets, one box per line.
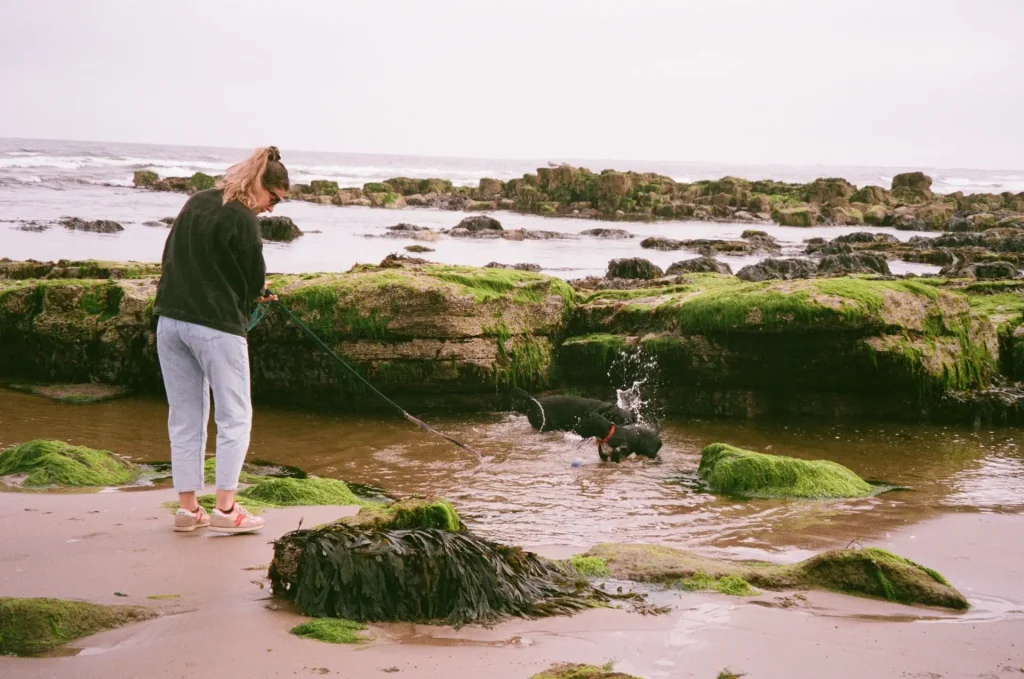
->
[268, 190, 284, 207]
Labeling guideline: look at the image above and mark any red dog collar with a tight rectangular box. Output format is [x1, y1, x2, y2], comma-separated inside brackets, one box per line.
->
[598, 425, 616, 445]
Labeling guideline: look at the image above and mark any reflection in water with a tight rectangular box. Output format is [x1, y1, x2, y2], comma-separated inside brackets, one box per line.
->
[1, 389, 1022, 558]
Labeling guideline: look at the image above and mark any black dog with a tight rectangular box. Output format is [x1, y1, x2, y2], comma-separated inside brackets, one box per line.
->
[510, 387, 635, 433]
[574, 411, 663, 462]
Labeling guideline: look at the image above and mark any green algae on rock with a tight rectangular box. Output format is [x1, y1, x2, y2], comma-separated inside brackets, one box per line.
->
[698, 442, 876, 499]
[289, 617, 369, 644]
[0, 439, 138, 488]
[336, 497, 463, 531]
[586, 543, 967, 609]
[530, 663, 643, 679]
[677, 572, 756, 596]
[568, 556, 610, 578]
[0, 597, 156, 656]
[166, 476, 378, 514]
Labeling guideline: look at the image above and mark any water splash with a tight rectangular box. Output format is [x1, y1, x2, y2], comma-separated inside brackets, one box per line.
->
[607, 344, 664, 428]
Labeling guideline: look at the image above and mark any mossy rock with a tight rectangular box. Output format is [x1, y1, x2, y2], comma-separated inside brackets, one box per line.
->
[167, 477, 376, 515]
[259, 216, 303, 242]
[339, 497, 463, 531]
[568, 556, 610, 578]
[586, 543, 967, 609]
[698, 443, 875, 499]
[677, 572, 755, 596]
[290, 617, 369, 644]
[189, 172, 216, 191]
[530, 663, 642, 679]
[310, 180, 340, 196]
[132, 170, 158, 188]
[0, 439, 138, 488]
[0, 597, 156, 656]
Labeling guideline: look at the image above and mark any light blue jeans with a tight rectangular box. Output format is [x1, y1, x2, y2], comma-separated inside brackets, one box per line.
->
[156, 316, 252, 492]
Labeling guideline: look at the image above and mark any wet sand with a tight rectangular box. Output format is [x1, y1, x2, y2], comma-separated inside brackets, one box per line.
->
[1, 487, 1022, 679]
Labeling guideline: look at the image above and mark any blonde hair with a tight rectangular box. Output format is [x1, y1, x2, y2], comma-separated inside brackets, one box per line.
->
[217, 146, 289, 210]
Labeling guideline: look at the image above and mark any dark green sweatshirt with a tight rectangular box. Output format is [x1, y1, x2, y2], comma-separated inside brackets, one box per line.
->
[153, 189, 266, 337]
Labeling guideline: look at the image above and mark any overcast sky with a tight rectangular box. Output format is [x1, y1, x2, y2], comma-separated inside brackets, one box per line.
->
[1, 0, 1021, 169]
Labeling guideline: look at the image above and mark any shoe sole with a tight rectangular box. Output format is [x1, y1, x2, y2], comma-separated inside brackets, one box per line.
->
[208, 524, 264, 534]
[174, 523, 209, 532]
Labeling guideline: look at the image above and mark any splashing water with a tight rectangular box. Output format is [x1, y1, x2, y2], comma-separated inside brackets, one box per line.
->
[607, 345, 664, 428]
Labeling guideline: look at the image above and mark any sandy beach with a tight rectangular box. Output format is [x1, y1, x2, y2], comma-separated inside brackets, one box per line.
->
[2, 485, 1021, 679]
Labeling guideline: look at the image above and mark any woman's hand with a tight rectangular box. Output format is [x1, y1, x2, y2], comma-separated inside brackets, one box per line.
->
[256, 290, 278, 304]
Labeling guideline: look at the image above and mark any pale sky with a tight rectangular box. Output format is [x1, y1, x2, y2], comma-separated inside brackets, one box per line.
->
[1, 0, 1022, 169]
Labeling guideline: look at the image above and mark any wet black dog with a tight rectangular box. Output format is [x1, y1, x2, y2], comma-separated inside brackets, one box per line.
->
[574, 411, 662, 462]
[510, 387, 635, 433]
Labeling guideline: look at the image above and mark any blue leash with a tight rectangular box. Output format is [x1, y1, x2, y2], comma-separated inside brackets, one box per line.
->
[247, 294, 484, 465]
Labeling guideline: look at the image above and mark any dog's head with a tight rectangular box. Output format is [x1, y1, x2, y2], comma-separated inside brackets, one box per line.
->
[576, 411, 663, 460]
[573, 410, 615, 440]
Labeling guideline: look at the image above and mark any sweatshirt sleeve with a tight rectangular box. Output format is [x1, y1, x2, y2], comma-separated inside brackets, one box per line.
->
[236, 212, 267, 300]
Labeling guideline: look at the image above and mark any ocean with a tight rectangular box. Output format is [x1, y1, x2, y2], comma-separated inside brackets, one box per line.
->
[3, 138, 1020, 278]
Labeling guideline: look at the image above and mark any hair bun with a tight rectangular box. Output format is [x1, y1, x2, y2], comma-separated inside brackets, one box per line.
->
[267, 146, 281, 162]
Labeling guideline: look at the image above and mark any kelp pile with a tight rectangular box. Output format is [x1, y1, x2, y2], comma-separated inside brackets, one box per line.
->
[269, 500, 601, 627]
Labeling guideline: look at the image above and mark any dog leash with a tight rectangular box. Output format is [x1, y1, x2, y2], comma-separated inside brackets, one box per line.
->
[249, 291, 485, 466]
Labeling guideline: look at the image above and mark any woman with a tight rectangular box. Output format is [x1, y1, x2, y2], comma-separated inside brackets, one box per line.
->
[154, 146, 289, 534]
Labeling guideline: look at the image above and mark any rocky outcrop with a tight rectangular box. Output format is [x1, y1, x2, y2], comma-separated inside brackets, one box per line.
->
[737, 258, 818, 282]
[259, 216, 303, 242]
[61, 217, 124, 234]
[666, 256, 732, 275]
[2, 259, 1013, 421]
[606, 258, 663, 280]
[816, 252, 891, 276]
[131, 167, 1024, 232]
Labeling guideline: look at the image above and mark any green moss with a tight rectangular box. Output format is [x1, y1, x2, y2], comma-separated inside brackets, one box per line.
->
[699, 443, 875, 499]
[0, 597, 156, 656]
[289, 617, 368, 644]
[0, 439, 138, 488]
[494, 335, 553, 390]
[569, 556, 610, 578]
[240, 477, 375, 507]
[363, 182, 389, 193]
[530, 663, 643, 679]
[339, 498, 464, 531]
[424, 264, 574, 306]
[310, 180, 340, 195]
[189, 172, 216, 191]
[145, 594, 180, 600]
[133, 170, 158, 187]
[587, 543, 967, 609]
[677, 572, 755, 596]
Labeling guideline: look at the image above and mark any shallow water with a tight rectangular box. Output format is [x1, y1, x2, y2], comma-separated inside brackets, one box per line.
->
[2, 389, 1021, 562]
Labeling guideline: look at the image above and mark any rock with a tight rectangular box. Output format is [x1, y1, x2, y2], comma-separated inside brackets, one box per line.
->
[403, 245, 434, 253]
[835, 231, 900, 245]
[606, 258, 663, 280]
[189, 172, 216, 191]
[736, 258, 817, 282]
[15, 221, 49, 232]
[455, 215, 503, 232]
[368, 192, 407, 209]
[741, 230, 770, 239]
[0, 439, 138, 487]
[850, 185, 890, 204]
[803, 178, 856, 203]
[477, 178, 503, 197]
[892, 172, 933, 194]
[747, 195, 771, 213]
[772, 206, 820, 227]
[586, 542, 967, 609]
[581, 228, 633, 239]
[731, 210, 760, 222]
[666, 256, 733, 275]
[0, 597, 156, 656]
[814, 241, 853, 255]
[259, 216, 303, 242]
[60, 217, 124, 233]
[485, 262, 543, 272]
[639, 237, 683, 251]
[595, 171, 632, 210]
[939, 261, 1019, 280]
[530, 664, 641, 679]
[160, 217, 175, 225]
[387, 223, 429, 232]
[464, 200, 498, 211]
[862, 205, 889, 225]
[501, 229, 567, 241]
[6, 382, 128, 403]
[816, 252, 891, 276]
[142, 220, 168, 228]
[133, 170, 158, 188]
[699, 443, 874, 498]
[309, 180, 339, 196]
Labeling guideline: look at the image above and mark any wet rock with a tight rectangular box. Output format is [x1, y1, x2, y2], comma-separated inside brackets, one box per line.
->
[403, 245, 434, 253]
[160, 217, 175, 225]
[736, 258, 817, 282]
[850, 185, 890, 204]
[384, 224, 440, 242]
[0, 597, 156, 656]
[456, 215, 503, 232]
[310, 180, 340, 196]
[772, 206, 820, 227]
[700, 443, 874, 498]
[581, 228, 633, 239]
[0, 439, 138, 487]
[817, 252, 891, 276]
[835, 231, 900, 245]
[132, 170, 158, 188]
[606, 258, 663, 280]
[476, 178, 504, 197]
[501, 229, 568, 241]
[666, 256, 733, 275]
[485, 262, 542, 272]
[639, 237, 683, 251]
[892, 172, 933, 194]
[939, 260, 1019, 280]
[60, 217, 124, 233]
[803, 178, 856, 203]
[15, 221, 49, 232]
[259, 216, 303, 242]
[142, 220, 168, 228]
